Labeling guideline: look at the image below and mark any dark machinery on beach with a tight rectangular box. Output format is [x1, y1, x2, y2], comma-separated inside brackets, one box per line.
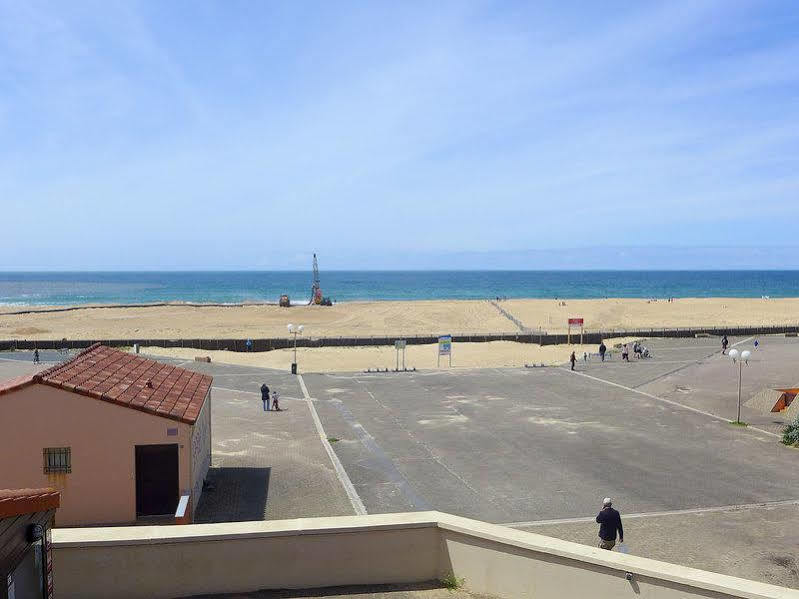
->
[309, 253, 332, 305]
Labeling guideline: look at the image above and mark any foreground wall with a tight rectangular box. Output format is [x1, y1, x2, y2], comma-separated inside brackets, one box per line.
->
[52, 512, 797, 599]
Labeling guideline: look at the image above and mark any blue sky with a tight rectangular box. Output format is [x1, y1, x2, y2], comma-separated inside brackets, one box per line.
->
[1, 1, 797, 269]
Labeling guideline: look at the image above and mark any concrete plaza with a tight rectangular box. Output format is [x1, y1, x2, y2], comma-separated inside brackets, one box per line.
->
[3, 335, 799, 589]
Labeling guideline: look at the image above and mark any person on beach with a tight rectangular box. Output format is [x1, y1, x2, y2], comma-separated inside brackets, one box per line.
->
[596, 497, 624, 551]
[272, 390, 281, 411]
[33, 349, 40, 364]
[599, 341, 607, 362]
[260, 383, 270, 411]
[721, 335, 729, 354]
[246, 338, 253, 352]
[570, 351, 576, 371]
[622, 344, 629, 361]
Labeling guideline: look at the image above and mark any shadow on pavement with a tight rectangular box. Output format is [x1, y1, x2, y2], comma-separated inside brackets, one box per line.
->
[195, 467, 271, 523]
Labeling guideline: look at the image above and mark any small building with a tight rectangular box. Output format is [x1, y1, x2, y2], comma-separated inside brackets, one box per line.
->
[0, 488, 59, 599]
[0, 344, 212, 526]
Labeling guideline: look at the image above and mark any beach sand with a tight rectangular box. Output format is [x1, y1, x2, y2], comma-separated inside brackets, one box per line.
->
[142, 338, 638, 373]
[0, 297, 797, 341]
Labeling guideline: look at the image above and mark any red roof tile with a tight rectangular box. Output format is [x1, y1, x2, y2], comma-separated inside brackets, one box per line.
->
[28, 344, 211, 425]
[0, 488, 60, 518]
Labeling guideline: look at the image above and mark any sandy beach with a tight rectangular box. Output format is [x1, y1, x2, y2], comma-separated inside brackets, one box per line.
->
[142, 337, 638, 373]
[0, 297, 797, 341]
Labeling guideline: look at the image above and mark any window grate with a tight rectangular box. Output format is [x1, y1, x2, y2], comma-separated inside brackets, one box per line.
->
[43, 447, 71, 473]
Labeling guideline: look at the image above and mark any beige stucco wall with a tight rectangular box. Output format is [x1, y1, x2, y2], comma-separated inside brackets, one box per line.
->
[52, 512, 796, 599]
[0, 383, 193, 526]
[189, 389, 211, 520]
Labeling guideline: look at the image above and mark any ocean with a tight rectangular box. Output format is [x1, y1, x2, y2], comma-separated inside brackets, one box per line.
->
[1, 271, 799, 306]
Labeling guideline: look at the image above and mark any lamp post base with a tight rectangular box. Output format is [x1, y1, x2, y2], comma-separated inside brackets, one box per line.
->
[291, 362, 298, 375]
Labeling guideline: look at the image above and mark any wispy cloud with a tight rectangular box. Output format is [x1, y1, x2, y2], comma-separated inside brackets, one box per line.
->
[0, 0, 797, 269]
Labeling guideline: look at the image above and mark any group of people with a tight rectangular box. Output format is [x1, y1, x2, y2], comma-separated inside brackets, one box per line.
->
[260, 384, 281, 411]
[622, 341, 650, 361]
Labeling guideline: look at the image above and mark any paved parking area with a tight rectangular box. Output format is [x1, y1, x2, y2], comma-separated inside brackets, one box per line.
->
[304, 337, 799, 523]
[3, 336, 799, 588]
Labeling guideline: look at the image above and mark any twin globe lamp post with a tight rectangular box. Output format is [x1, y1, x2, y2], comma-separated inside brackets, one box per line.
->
[287, 323, 304, 375]
[728, 347, 752, 425]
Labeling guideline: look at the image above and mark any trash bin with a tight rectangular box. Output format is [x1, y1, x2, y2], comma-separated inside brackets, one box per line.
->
[133, 343, 140, 354]
[291, 362, 297, 375]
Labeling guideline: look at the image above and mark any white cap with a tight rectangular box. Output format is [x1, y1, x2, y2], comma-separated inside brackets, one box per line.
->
[603, 497, 612, 506]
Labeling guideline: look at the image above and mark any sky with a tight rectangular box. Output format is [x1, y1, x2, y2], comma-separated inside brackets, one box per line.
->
[1, 0, 798, 270]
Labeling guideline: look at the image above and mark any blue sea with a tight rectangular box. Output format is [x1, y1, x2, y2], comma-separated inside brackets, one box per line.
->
[1, 271, 798, 306]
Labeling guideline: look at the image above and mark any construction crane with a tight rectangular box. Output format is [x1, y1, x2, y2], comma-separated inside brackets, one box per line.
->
[309, 253, 332, 306]
[310, 253, 322, 305]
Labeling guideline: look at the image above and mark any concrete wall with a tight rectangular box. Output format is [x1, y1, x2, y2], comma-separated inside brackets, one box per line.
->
[51, 512, 795, 599]
[0, 384, 193, 526]
[189, 389, 211, 520]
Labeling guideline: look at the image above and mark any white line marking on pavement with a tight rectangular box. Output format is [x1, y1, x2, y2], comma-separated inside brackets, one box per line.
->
[564, 369, 780, 439]
[298, 374, 367, 516]
[731, 335, 755, 347]
[501, 498, 799, 528]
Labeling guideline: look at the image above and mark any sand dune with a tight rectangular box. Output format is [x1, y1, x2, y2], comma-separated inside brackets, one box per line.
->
[0, 297, 797, 341]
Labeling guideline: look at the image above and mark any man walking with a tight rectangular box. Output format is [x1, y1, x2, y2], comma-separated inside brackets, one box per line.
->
[570, 351, 576, 371]
[260, 383, 270, 411]
[721, 335, 729, 355]
[596, 497, 623, 550]
[599, 341, 606, 362]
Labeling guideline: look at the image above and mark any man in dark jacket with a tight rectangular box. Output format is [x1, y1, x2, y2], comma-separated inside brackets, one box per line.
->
[260, 383, 270, 411]
[596, 497, 623, 550]
[599, 341, 606, 362]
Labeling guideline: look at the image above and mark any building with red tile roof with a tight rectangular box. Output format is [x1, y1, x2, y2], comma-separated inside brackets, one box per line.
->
[0, 346, 212, 526]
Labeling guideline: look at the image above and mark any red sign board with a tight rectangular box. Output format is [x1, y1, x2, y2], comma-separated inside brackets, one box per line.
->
[568, 318, 584, 326]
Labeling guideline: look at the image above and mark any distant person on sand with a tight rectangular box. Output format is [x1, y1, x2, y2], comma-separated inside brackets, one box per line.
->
[596, 497, 624, 550]
[622, 344, 629, 361]
[260, 383, 270, 411]
[570, 351, 576, 371]
[721, 335, 729, 354]
[599, 341, 607, 362]
[33, 349, 40, 364]
[272, 390, 281, 411]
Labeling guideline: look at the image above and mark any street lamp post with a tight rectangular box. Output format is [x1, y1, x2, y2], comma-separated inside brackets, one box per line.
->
[287, 323, 304, 375]
[728, 348, 751, 424]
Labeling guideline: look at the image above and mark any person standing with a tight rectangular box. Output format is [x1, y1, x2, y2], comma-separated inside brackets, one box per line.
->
[596, 497, 624, 550]
[721, 335, 729, 355]
[272, 389, 281, 411]
[570, 351, 576, 371]
[33, 349, 40, 364]
[622, 344, 629, 362]
[599, 341, 606, 362]
[246, 338, 253, 352]
[260, 383, 270, 411]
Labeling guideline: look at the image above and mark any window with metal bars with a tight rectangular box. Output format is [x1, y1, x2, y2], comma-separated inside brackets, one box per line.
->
[43, 447, 71, 473]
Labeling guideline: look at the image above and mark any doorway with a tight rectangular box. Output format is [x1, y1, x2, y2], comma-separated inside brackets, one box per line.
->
[135, 444, 179, 517]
